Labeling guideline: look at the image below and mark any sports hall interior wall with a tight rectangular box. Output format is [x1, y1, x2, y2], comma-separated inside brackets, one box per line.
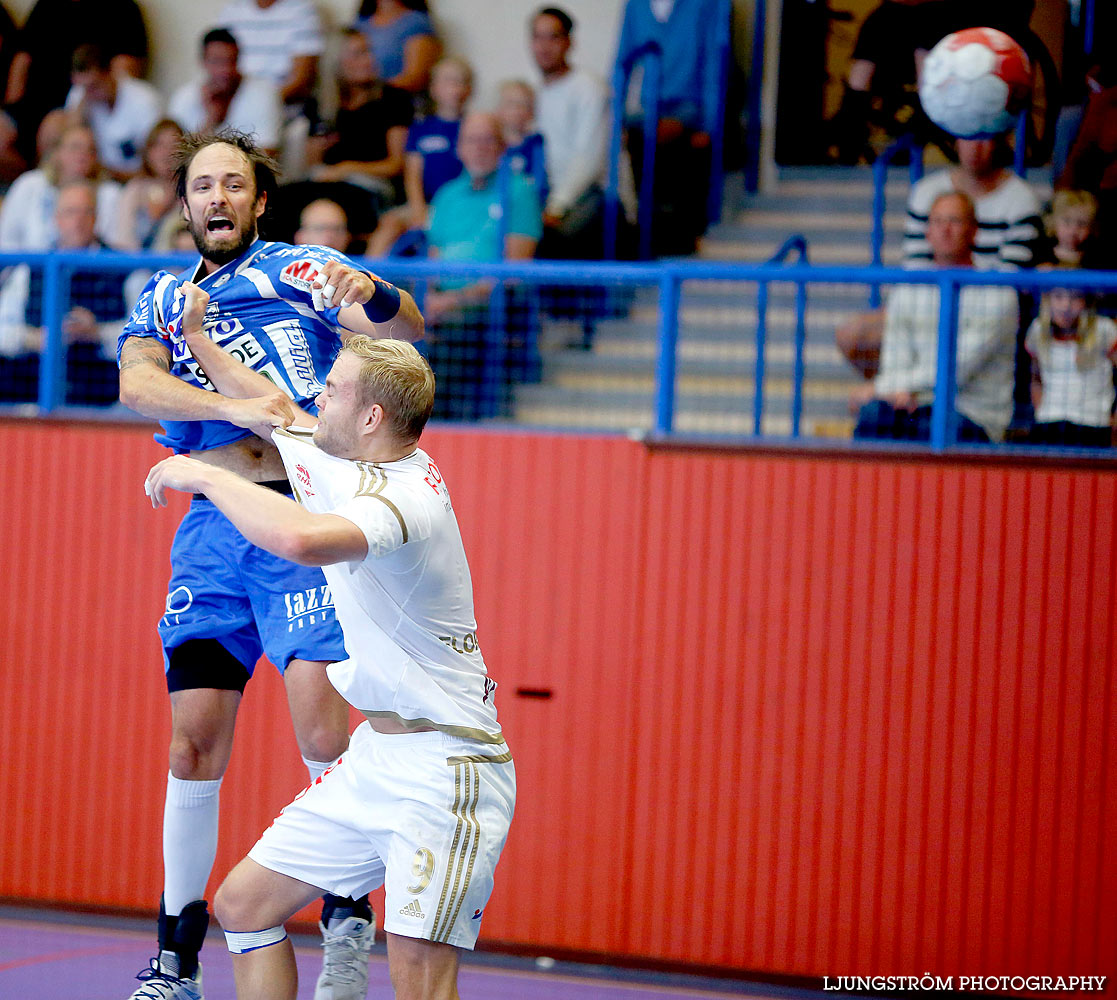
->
[2, 417, 1113, 986]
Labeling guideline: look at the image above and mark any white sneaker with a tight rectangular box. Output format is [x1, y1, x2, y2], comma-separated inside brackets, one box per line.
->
[128, 952, 204, 1000]
[314, 915, 375, 1000]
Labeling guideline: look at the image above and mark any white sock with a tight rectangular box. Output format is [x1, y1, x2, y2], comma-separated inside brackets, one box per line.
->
[303, 755, 340, 783]
[163, 771, 222, 916]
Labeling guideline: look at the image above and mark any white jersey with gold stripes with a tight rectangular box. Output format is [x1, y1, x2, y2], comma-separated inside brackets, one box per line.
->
[272, 427, 501, 741]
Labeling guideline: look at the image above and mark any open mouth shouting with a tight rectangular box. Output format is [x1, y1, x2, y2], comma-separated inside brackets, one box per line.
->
[206, 213, 237, 237]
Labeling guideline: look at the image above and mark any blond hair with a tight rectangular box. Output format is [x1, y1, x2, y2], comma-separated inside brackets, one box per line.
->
[343, 336, 435, 442]
[1032, 271, 1100, 374]
[431, 55, 473, 88]
[1044, 189, 1098, 238]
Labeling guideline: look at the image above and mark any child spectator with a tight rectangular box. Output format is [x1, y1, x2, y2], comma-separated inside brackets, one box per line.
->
[1026, 279, 1117, 448]
[107, 119, 182, 250]
[366, 54, 470, 255]
[1036, 189, 1102, 269]
[496, 78, 548, 204]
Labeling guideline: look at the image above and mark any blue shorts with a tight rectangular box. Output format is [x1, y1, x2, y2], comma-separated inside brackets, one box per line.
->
[158, 497, 347, 681]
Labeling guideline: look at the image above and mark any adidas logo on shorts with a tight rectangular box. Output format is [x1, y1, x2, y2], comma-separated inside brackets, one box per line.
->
[399, 900, 425, 919]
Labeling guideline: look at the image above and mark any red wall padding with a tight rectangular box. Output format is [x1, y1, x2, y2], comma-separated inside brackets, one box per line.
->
[1, 419, 1113, 984]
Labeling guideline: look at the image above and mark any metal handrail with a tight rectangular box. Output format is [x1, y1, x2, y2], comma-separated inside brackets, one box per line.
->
[8, 252, 1117, 454]
[604, 40, 662, 261]
[869, 132, 924, 308]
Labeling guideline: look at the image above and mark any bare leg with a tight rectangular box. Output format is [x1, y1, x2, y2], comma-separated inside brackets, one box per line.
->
[168, 687, 241, 780]
[284, 658, 350, 765]
[387, 932, 462, 1000]
[215, 858, 324, 1000]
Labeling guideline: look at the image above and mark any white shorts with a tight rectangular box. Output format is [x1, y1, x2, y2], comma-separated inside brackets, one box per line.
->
[248, 722, 515, 950]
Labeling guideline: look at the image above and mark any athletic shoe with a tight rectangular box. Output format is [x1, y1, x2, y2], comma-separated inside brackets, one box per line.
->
[314, 915, 375, 1000]
[128, 952, 204, 1000]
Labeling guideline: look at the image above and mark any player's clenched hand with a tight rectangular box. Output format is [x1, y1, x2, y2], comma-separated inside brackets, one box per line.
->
[180, 282, 211, 335]
[145, 455, 209, 508]
[227, 391, 299, 440]
[312, 260, 379, 309]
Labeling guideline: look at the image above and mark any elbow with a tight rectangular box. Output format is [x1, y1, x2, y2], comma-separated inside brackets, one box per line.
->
[275, 530, 326, 567]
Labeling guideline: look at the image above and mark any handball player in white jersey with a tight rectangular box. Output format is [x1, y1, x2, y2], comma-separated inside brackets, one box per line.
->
[117, 129, 425, 1000]
[144, 292, 515, 1000]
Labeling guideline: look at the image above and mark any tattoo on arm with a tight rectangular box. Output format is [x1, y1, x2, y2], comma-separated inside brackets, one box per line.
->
[118, 338, 171, 374]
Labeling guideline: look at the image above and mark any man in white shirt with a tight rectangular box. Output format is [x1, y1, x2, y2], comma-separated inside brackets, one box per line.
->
[66, 43, 162, 180]
[169, 29, 283, 154]
[854, 191, 1020, 443]
[144, 311, 515, 1000]
[529, 5, 611, 258]
[219, 0, 323, 111]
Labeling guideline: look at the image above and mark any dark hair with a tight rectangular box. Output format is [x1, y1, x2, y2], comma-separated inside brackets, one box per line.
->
[173, 129, 280, 207]
[357, 0, 429, 15]
[141, 118, 185, 178]
[72, 43, 110, 74]
[533, 6, 574, 35]
[202, 27, 239, 53]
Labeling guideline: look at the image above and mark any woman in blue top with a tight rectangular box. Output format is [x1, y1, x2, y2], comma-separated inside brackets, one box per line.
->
[355, 0, 441, 94]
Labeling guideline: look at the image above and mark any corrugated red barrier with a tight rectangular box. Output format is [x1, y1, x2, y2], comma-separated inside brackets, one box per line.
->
[1, 418, 1113, 986]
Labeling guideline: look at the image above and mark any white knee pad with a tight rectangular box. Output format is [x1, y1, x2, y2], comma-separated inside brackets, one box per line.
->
[224, 926, 288, 954]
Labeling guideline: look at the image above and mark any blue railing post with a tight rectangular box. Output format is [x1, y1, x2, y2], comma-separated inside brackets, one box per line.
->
[37, 259, 67, 412]
[870, 132, 924, 308]
[1014, 109, 1027, 178]
[790, 275, 808, 438]
[604, 41, 662, 261]
[653, 269, 681, 434]
[929, 274, 960, 450]
[753, 278, 768, 435]
[743, 0, 765, 195]
[705, 0, 732, 223]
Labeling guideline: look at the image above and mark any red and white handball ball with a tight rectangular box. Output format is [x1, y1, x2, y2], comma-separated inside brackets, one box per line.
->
[918, 27, 1032, 139]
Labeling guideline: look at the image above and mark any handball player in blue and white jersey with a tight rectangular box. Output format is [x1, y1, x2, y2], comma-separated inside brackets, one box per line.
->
[116, 129, 423, 1000]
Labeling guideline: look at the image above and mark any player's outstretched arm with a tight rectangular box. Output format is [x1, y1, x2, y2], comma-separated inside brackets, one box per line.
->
[313, 260, 425, 343]
[145, 455, 369, 565]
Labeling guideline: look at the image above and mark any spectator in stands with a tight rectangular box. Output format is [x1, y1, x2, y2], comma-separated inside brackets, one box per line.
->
[422, 111, 542, 419]
[0, 3, 22, 186]
[65, 43, 161, 181]
[838, 136, 1042, 378]
[1035, 189, 1102, 270]
[169, 28, 283, 155]
[365, 54, 469, 255]
[615, 0, 723, 255]
[3, 0, 148, 163]
[308, 28, 411, 201]
[354, 0, 441, 95]
[1025, 277, 1117, 449]
[1057, 58, 1117, 272]
[294, 197, 356, 253]
[854, 191, 1019, 443]
[528, 6, 612, 260]
[0, 122, 118, 250]
[219, 0, 323, 113]
[826, 0, 943, 164]
[497, 79, 547, 201]
[107, 119, 183, 251]
[0, 179, 125, 405]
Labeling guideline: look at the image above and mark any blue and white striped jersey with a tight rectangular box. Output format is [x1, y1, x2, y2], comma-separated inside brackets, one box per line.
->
[119, 239, 356, 453]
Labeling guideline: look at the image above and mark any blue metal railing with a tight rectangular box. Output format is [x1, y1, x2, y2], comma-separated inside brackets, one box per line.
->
[705, 0, 733, 224]
[7, 252, 1117, 456]
[869, 133, 924, 308]
[604, 0, 734, 257]
[605, 41, 662, 261]
[743, 0, 765, 195]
